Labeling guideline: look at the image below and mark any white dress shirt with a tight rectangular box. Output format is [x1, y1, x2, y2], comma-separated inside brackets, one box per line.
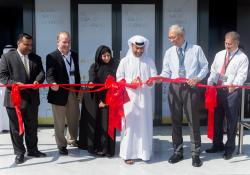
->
[207, 48, 249, 86]
[160, 42, 209, 80]
[17, 49, 30, 76]
[61, 51, 75, 84]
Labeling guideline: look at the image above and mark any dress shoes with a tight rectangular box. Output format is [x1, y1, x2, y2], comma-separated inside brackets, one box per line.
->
[168, 154, 183, 164]
[59, 147, 68, 155]
[95, 151, 105, 157]
[205, 146, 224, 153]
[67, 140, 78, 147]
[223, 153, 233, 160]
[192, 155, 202, 167]
[15, 154, 24, 164]
[27, 150, 46, 157]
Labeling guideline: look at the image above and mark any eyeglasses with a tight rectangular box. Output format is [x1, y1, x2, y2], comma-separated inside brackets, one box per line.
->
[168, 35, 178, 40]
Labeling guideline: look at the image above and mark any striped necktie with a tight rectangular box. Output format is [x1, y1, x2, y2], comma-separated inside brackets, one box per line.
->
[178, 47, 184, 67]
[22, 55, 30, 77]
[217, 52, 230, 85]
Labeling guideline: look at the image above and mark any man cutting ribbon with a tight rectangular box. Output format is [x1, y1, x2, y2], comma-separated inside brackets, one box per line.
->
[206, 31, 249, 160]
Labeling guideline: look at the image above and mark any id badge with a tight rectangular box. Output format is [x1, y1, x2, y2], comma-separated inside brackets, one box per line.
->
[178, 69, 186, 77]
[69, 71, 75, 76]
[219, 75, 228, 82]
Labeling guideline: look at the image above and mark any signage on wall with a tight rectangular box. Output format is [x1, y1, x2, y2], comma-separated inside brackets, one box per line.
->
[35, 0, 71, 124]
[162, 0, 197, 122]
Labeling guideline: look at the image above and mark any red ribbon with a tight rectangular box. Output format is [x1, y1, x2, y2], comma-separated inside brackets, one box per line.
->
[7, 76, 249, 139]
[105, 75, 130, 139]
[205, 87, 217, 140]
[11, 84, 24, 135]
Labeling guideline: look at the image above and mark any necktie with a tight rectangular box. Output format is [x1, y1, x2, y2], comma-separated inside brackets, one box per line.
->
[178, 47, 184, 66]
[23, 55, 30, 77]
[177, 47, 185, 77]
[217, 52, 230, 85]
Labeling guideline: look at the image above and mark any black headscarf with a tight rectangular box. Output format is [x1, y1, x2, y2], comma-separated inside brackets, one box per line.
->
[89, 45, 117, 83]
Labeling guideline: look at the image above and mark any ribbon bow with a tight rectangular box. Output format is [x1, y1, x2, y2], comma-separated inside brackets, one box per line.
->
[105, 75, 130, 139]
[11, 84, 24, 135]
[205, 86, 217, 140]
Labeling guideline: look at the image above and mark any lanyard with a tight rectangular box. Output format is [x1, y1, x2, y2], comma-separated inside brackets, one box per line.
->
[224, 49, 239, 70]
[64, 55, 72, 71]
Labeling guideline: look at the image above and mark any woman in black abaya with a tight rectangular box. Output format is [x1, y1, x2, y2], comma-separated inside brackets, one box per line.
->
[78, 45, 118, 157]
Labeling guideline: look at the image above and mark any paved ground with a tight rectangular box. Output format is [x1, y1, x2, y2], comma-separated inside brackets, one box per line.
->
[0, 126, 250, 175]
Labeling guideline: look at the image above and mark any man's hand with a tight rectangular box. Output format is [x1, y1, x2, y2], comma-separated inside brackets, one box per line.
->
[16, 82, 24, 89]
[99, 101, 106, 108]
[88, 82, 94, 89]
[146, 79, 153, 87]
[131, 77, 141, 84]
[186, 78, 200, 88]
[228, 86, 236, 93]
[16, 82, 24, 85]
[51, 83, 59, 91]
[32, 81, 39, 90]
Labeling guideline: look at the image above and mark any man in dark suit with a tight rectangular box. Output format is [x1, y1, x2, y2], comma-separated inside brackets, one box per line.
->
[0, 33, 46, 164]
[46, 31, 80, 155]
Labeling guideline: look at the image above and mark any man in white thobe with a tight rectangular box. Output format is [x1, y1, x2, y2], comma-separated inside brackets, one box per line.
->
[116, 35, 157, 164]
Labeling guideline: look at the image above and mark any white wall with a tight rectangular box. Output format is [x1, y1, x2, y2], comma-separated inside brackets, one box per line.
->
[162, 0, 197, 120]
[35, 0, 71, 123]
[78, 4, 112, 82]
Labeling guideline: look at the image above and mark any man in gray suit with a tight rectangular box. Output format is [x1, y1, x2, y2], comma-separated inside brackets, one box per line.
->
[0, 33, 46, 164]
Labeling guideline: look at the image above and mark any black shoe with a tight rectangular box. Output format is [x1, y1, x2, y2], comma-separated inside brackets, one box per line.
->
[192, 155, 202, 167]
[95, 151, 105, 157]
[59, 147, 68, 155]
[223, 153, 233, 160]
[168, 154, 183, 164]
[27, 150, 46, 157]
[205, 146, 224, 153]
[15, 154, 24, 164]
[106, 153, 114, 158]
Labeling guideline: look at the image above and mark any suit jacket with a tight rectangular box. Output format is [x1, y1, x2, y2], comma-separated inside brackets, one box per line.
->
[46, 49, 81, 106]
[0, 50, 45, 108]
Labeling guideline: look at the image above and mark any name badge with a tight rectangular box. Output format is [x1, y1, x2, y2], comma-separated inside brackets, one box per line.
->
[219, 75, 228, 82]
[69, 71, 75, 76]
[178, 69, 186, 77]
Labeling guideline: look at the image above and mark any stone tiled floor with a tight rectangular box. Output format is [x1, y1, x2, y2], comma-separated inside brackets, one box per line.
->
[0, 126, 250, 175]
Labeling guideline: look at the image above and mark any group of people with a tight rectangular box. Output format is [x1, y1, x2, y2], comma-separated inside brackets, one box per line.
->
[159, 24, 248, 167]
[0, 24, 248, 168]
